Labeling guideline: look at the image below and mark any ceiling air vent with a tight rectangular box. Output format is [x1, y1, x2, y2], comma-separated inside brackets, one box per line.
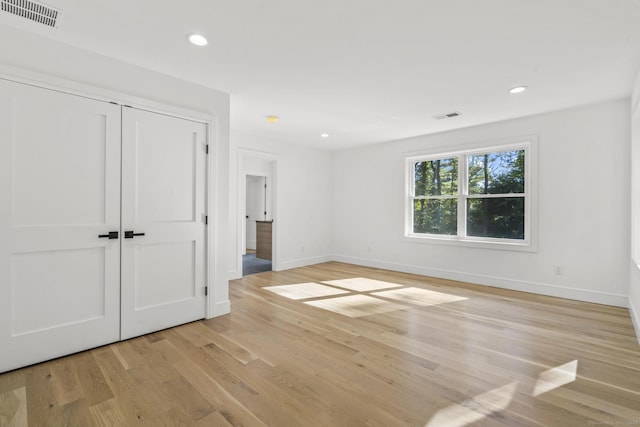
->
[434, 111, 461, 120]
[1, 0, 62, 28]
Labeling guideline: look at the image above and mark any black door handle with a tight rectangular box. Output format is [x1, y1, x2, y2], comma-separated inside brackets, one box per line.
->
[98, 231, 119, 239]
[124, 231, 145, 239]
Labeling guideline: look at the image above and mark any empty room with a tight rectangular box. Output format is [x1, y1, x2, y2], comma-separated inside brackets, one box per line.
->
[1, 1, 640, 426]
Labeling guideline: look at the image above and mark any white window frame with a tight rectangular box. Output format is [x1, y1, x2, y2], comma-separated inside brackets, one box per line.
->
[404, 136, 537, 252]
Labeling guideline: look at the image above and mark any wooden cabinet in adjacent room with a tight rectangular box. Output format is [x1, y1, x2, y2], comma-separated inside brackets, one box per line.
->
[256, 220, 273, 260]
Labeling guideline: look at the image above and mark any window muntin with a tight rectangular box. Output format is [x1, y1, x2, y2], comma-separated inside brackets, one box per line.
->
[407, 143, 530, 246]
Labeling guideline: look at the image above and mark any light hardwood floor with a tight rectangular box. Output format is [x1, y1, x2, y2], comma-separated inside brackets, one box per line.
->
[1, 262, 639, 426]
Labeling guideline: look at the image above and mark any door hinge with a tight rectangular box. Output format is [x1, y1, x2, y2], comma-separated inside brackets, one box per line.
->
[205, 144, 209, 154]
[205, 286, 208, 296]
[205, 215, 208, 225]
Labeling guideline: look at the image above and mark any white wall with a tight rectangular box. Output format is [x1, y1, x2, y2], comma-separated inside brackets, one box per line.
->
[630, 71, 640, 342]
[0, 25, 231, 317]
[229, 132, 333, 279]
[333, 99, 631, 307]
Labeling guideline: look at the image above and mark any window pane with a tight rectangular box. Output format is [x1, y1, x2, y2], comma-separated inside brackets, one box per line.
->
[467, 198, 525, 239]
[413, 199, 457, 235]
[414, 158, 458, 197]
[468, 150, 524, 194]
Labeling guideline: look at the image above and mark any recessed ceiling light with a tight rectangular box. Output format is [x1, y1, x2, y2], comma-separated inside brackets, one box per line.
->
[188, 33, 208, 46]
[321, 133, 329, 138]
[509, 86, 528, 94]
[266, 115, 279, 123]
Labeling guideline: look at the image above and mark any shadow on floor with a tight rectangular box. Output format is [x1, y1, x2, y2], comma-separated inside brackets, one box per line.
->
[243, 253, 272, 276]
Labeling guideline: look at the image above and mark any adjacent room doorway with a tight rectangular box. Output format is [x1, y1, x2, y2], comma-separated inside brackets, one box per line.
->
[239, 152, 277, 277]
[244, 174, 272, 275]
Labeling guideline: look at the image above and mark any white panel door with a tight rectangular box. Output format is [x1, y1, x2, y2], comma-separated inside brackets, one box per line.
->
[120, 108, 207, 340]
[0, 80, 122, 373]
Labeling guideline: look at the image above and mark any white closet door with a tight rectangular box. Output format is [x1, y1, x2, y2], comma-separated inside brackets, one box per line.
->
[120, 108, 207, 340]
[0, 80, 122, 373]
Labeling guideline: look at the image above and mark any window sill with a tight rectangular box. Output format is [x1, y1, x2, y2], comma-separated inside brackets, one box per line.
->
[403, 234, 536, 252]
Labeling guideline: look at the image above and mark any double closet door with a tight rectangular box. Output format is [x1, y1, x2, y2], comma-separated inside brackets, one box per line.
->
[0, 80, 208, 373]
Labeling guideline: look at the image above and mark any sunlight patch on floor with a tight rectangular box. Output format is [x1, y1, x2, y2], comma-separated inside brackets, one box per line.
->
[532, 360, 578, 397]
[372, 287, 467, 307]
[263, 283, 350, 300]
[304, 294, 407, 318]
[322, 277, 403, 292]
[425, 382, 518, 427]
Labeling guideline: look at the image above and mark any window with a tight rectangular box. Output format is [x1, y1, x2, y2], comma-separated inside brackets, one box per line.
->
[406, 139, 534, 249]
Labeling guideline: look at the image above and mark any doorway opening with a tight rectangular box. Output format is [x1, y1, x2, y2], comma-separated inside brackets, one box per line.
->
[243, 174, 272, 275]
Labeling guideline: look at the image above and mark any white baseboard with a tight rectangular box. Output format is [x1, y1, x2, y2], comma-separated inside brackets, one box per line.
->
[629, 296, 640, 346]
[208, 300, 230, 318]
[332, 255, 629, 308]
[226, 253, 634, 321]
[275, 255, 333, 272]
[223, 254, 640, 345]
[224, 252, 640, 344]
[228, 269, 242, 281]
[228, 255, 332, 280]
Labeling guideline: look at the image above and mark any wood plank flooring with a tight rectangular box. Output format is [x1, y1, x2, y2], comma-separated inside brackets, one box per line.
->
[1, 262, 640, 426]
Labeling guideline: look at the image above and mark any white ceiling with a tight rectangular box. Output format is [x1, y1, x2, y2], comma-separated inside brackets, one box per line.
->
[2, 0, 640, 150]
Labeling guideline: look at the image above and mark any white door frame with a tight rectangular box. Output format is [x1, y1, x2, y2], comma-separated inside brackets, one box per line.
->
[237, 149, 278, 275]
